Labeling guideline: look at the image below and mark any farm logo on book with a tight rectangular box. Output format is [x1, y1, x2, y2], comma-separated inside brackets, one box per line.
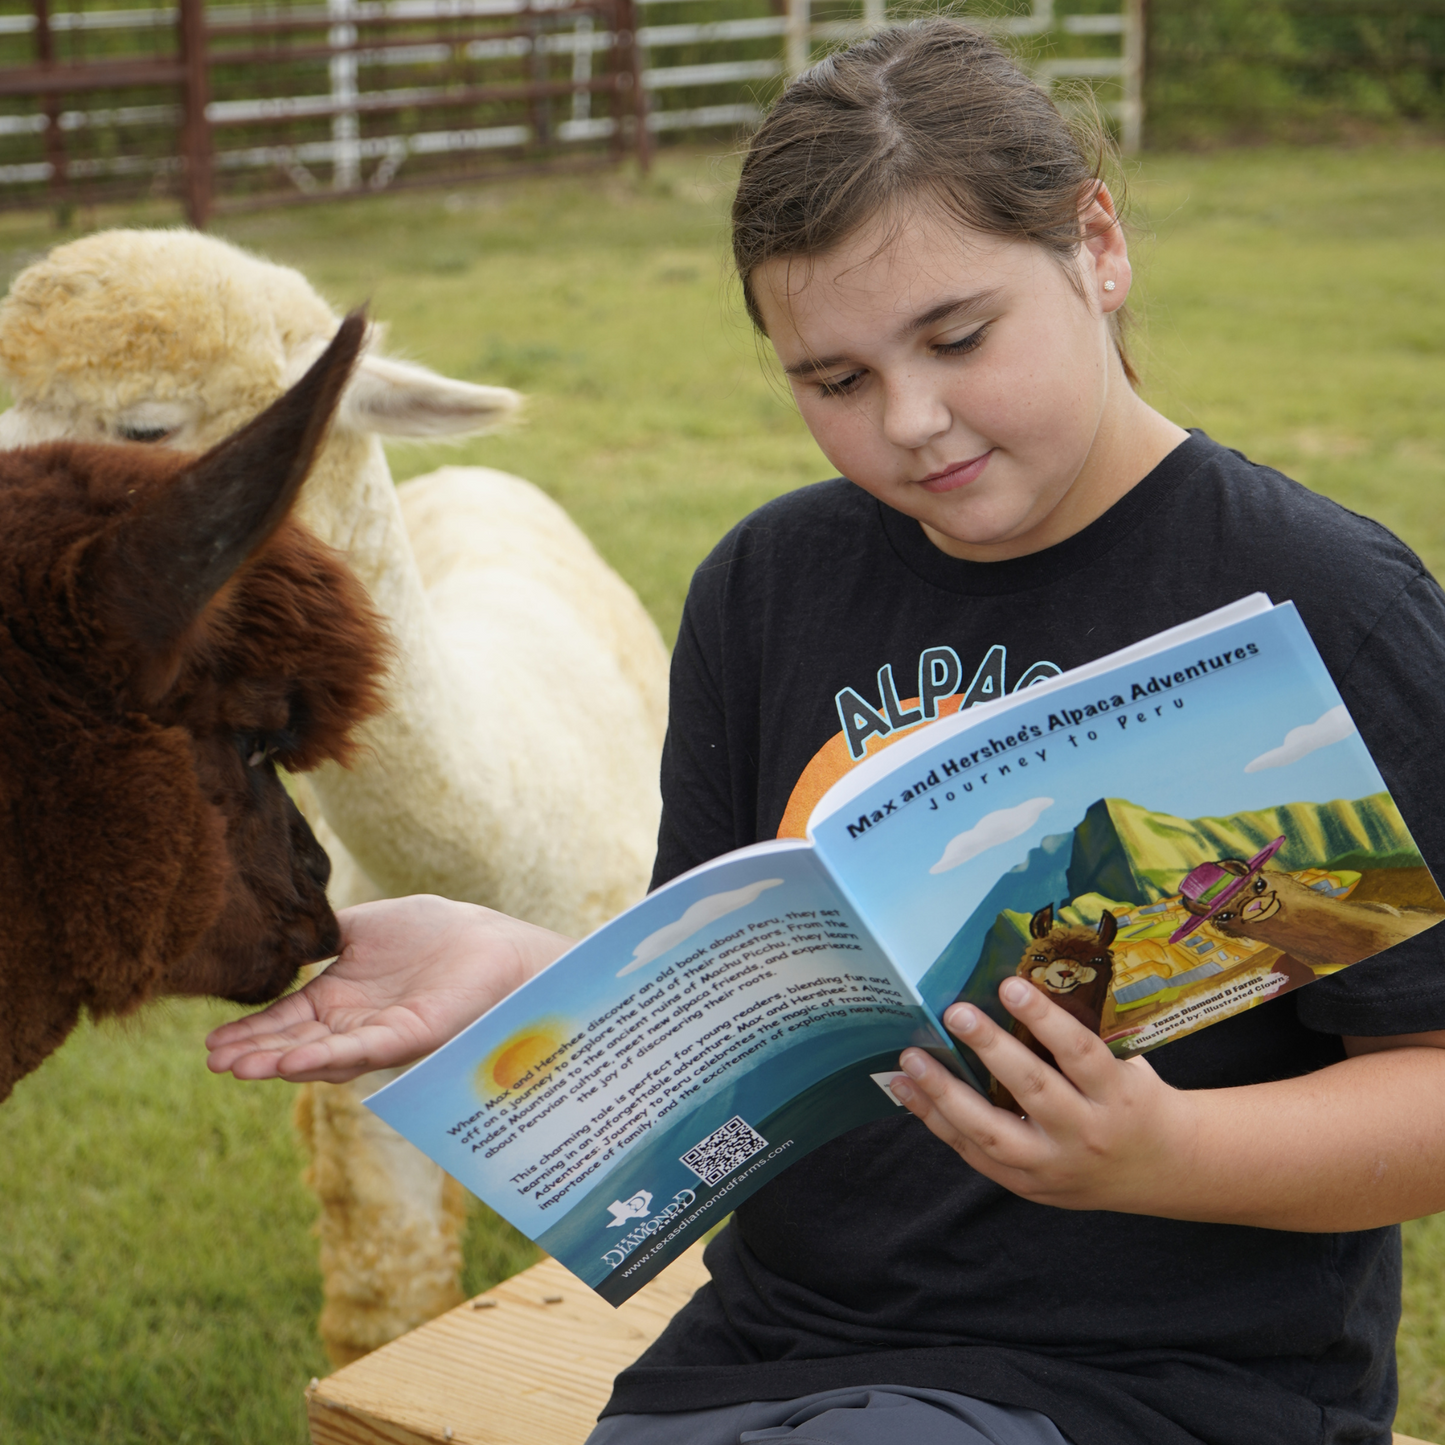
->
[600, 1187, 696, 1269]
[605, 1190, 654, 1227]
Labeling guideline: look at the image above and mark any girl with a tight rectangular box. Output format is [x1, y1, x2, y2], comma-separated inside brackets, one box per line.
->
[209, 21, 1445, 1445]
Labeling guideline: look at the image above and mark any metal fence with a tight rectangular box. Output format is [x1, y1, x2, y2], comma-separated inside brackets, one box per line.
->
[0, 0, 1141, 221]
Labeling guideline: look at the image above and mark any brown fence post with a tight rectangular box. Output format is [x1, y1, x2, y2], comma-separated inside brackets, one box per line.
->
[33, 0, 69, 224]
[178, 0, 211, 227]
[615, 0, 649, 172]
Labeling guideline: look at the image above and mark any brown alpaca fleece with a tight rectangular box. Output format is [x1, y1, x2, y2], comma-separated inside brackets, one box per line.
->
[990, 905, 1117, 1113]
[0, 315, 388, 1102]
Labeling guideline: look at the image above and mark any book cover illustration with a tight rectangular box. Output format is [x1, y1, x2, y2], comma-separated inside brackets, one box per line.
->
[811, 604, 1445, 1100]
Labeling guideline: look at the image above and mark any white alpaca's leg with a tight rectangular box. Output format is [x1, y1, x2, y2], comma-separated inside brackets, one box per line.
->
[290, 795, 468, 1362]
[296, 1072, 468, 1366]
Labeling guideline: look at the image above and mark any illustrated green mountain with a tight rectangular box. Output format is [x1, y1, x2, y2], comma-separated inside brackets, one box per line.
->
[1066, 792, 1419, 905]
[927, 792, 1421, 1034]
[915, 831, 1072, 1016]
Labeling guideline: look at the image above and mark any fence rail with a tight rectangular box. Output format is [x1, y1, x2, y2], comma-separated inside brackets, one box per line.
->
[0, 0, 1141, 221]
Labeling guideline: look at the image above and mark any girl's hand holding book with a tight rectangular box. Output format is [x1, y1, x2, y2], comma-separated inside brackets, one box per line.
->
[893, 979, 1445, 1231]
[891, 979, 1189, 1218]
[204, 896, 573, 1084]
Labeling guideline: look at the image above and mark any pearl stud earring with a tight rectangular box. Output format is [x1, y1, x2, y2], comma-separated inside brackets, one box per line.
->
[1103, 280, 1116, 292]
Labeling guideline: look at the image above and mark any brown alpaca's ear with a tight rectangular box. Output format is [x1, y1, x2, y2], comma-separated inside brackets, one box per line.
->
[1095, 910, 1117, 950]
[1029, 905, 1054, 939]
[102, 309, 367, 674]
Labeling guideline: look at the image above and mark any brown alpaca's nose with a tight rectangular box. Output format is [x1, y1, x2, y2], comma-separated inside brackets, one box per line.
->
[301, 830, 332, 889]
[284, 793, 333, 891]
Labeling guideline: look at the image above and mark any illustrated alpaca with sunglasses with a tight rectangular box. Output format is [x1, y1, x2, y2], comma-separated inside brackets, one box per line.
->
[1173, 836, 1439, 971]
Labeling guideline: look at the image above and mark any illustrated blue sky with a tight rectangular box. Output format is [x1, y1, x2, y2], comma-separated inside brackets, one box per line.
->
[811, 607, 1390, 980]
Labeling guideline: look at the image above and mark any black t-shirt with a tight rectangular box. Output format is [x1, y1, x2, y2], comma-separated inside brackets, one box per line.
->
[602, 432, 1445, 1445]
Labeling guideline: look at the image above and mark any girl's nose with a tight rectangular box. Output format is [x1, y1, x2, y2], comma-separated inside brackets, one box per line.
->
[880, 374, 951, 451]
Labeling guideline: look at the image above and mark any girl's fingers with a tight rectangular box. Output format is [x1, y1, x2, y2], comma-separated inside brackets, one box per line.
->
[223, 1048, 288, 1081]
[892, 1047, 1034, 1163]
[205, 1017, 334, 1074]
[218, 1030, 369, 1083]
[204, 991, 318, 1048]
[941, 993, 1078, 1118]
[271, 1033, 379, 1082]
[982, 979, 1122, 1099]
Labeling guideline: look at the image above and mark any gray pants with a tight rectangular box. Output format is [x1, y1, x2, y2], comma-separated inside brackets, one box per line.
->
[586, 1386, 1073, 1445]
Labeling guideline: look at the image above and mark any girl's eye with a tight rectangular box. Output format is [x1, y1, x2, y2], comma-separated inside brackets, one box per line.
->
[816, 370, 865, 398]
[934, 324, 990, 358]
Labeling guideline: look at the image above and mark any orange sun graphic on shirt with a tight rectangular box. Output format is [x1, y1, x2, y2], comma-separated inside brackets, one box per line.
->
[475, 1018, 572, 1098]
[778, 692, 969, 837]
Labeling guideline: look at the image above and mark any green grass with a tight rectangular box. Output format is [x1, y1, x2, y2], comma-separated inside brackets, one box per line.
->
[1, 143, 1443, 1444]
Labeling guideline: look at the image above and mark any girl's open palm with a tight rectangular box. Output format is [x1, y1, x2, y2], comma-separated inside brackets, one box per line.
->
[205, 896, 573, 1084]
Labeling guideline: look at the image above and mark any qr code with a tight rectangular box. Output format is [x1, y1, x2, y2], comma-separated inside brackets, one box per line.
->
[679, 1115, 768, 1187]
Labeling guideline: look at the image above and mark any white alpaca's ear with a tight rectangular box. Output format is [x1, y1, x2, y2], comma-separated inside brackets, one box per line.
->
[341, 353, 521, 438]
[285, 330, 521, 438]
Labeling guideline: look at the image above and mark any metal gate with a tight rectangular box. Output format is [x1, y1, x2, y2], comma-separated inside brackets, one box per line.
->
[0, 0, 1142, 222]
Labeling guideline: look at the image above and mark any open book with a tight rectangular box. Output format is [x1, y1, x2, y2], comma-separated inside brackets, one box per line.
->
[368, 595, 1445, 1304]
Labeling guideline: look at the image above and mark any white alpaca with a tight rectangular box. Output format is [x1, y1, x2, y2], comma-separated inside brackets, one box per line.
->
[0, 230, 669, 1364]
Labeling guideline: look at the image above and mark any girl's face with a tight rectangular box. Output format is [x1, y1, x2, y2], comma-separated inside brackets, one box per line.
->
[753, 198, 1149, 561]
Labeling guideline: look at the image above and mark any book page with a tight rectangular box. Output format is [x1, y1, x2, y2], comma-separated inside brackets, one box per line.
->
[367, 839, 947, 1304]
[808, 603, 1445, 1089]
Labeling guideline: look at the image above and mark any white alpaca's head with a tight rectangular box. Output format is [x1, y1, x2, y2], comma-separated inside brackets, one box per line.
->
[0, 229, 519, 453]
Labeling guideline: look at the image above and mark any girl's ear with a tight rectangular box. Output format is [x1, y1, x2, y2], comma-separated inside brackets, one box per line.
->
[1078, 181, 1131, 316]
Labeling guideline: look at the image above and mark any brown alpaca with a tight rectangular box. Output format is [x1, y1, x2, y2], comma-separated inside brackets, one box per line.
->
[1185, 861, 1439, 971]
[0, 313, 386, 1103]
[990, 905, 1117, 1113]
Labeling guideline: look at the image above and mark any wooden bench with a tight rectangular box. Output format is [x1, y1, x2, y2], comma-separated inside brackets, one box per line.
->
[307, 1247, 1436, 1445]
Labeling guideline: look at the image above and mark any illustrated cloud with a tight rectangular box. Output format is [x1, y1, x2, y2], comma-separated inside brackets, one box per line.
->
[930, 797, 1054, 875]
[618, 878, 785, 976]
[1244, 704, 1356, 773]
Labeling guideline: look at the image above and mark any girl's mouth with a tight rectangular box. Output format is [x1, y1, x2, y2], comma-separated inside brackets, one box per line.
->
[919, 450, 993, 493]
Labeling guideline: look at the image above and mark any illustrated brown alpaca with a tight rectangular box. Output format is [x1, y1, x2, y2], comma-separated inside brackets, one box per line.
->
[1185, 860, 1440, 971]
[0, 313, 387, 1104]
[990, 905, 1117, 1113]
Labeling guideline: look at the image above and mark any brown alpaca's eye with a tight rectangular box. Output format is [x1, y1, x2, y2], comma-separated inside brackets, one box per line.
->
[1253, 877, 1267, 893]
[1031, 953, 1048, 964]
[241, 735, 275, 768]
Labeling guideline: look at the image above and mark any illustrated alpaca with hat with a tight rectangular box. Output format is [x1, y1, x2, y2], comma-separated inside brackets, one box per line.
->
[1172, 835, 1439, 971]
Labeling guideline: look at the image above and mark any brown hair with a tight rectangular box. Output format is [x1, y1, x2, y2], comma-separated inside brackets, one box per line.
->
[731, 18, 1138, 386]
